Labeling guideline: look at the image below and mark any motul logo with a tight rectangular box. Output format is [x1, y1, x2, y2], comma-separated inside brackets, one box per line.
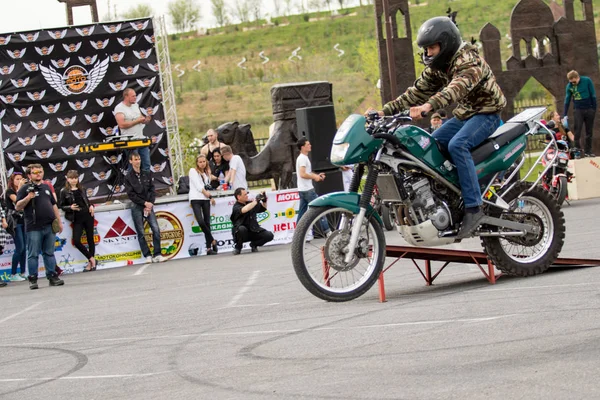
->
[276, 192, 299, 202]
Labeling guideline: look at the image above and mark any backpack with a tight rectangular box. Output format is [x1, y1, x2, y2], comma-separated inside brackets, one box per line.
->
[177, 176, 190, 195]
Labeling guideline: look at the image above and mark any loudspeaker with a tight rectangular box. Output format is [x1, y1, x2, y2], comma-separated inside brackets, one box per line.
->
[296, 105, 337, 172]
[313, 169, 344, 196]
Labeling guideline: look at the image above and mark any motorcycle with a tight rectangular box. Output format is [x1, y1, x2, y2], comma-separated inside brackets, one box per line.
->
[291, 107, 566, 302]
[539, 120, 574, 206]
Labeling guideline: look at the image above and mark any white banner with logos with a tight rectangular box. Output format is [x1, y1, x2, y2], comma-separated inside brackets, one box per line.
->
[0, 189, 301, 280]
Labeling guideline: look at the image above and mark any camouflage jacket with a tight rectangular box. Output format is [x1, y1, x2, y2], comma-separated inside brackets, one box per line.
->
[382, 44, 506, 120]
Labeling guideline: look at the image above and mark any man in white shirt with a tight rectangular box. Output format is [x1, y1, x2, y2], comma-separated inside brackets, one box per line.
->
[114, 88, 152, 171]
[295, 138, 330, 235]
[221, 145, 247, 190]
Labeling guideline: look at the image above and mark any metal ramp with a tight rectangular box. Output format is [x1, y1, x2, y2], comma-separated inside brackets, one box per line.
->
[377, 245, 600, 302]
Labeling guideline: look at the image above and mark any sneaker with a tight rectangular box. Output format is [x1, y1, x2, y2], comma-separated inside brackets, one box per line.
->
[206, 249, 217, 256]
[232, 248, 241, 255]
[9, 274, 25, 282]
[251, 246, 258, 253]
[19, 273, 27, 279]
[145, 256, 153, 263]
[48, 275, 64, 286]
[457, 210, 485, 239]
[153, 255, 166, 263]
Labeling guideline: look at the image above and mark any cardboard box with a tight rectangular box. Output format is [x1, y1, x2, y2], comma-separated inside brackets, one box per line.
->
[567, 157, 600, 200]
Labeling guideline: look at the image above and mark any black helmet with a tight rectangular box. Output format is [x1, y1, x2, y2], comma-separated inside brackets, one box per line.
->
[416, 17, 462, 71]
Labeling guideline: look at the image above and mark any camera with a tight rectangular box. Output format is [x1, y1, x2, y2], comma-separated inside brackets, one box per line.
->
[27, 184, 39, 193]
[204, 184, 213, 191]
[255, 192, 267, 203]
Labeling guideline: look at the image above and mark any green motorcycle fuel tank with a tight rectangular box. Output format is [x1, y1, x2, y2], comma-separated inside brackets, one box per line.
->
[330, 114, 527, 187]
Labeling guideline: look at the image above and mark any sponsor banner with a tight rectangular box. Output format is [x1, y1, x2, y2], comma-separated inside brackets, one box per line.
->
[0, 189, 301, 280]
[0, 18, 172, 198]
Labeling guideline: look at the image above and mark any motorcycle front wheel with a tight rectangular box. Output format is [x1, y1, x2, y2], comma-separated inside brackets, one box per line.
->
[552, 176, 568, 206]
[291, 206, 386, 302]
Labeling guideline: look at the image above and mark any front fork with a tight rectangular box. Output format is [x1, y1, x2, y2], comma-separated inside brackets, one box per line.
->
[344, 160, 379, 263]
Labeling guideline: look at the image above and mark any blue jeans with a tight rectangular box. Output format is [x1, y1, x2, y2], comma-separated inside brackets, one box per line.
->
[297, 189, 329, 233]
[26, 225, 57, 277]
[131, 204, 162, 258]
[127, 146, 151, 172]
[11, 223, 27, 275]
[432, 114, 501, 208]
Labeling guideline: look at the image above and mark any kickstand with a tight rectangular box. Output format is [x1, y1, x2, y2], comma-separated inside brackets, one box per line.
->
[564, 198, 571, 206]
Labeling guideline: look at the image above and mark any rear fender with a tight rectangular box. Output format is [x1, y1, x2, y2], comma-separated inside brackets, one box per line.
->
[309, 191, 383, 225]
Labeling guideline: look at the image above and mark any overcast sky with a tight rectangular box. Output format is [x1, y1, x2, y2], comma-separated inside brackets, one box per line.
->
[0, 0, 224, 34]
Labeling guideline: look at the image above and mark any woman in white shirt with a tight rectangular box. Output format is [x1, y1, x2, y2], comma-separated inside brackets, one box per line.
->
[189, 155, 218, 255]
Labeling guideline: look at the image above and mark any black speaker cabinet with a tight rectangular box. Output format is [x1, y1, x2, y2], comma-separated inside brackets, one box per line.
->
[313, 169, 344, 196]
[296, 105, 337, 172]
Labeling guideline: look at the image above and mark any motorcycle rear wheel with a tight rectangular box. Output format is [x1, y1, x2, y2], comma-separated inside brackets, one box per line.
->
[291, 206, 385, 302]
[482, 183, 565, 276]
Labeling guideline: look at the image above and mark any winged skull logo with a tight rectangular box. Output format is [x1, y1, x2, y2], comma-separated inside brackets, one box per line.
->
[18, 136, 37, 146]
[35, 45, 54, 56]
[90, 39, 109, 50]
[0, 64, 15, 75]
[8, 152, 26, 163]
[133, 49, 152, 59]
[49, 161, 67, 172]
[110, 52, 125, 63]
[0, 35, 11, 45]
[40, 57, 110, 96]
[48, 30, 67, 40]
[76, 26, 95, 36]
[68, 100, 88, 110]
[58, 116, 77, 127]
[147, 63, 159, 72]
[96, 97, 115, 107]
[14, 107, 33, 117]
[45, 132, 64, 143]
[117, 37, 136, 47]
[93, 170, 112, 181]
[0, 94, 18, 104]
[26, 91, 46, 101]
[23, 63, 38, 72]
[76, 158, 95, 168]
[152, 162, 167, 173]
[85, 113, 104, 123]
[7, 49, 26, 59]
[131, 21, 149, 31]
[103, 24, 122, 34]
[72, 129, 91, 140]
[137, 77, 156, 88]
[63, 43, 82, 53]
[109, 81, 128, 91]
[61, 145, 80, 155]
[20, 32, 39, 42]
[120, 65, 139, 76]
[141, 105, 160, 116]
[51, 58, 70, 69]
[78, 55, 98, 65]
[11, 77, 29, 88]
[3, 122, 22, 133]
[42, 103, 60, 114]
[30, 120, 49, 130]
[34, 149, 53, 159]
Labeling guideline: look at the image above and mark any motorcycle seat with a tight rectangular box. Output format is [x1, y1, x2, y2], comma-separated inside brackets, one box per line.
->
[471, 122, 528, 165]
[433, 122, 528, 165]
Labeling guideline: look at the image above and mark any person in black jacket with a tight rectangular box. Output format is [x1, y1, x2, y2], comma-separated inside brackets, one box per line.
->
[230, 188, 273, 255]
[59, 170, 96, 272]
[209, 148, 230, 189]
[124, 151, 165, 263]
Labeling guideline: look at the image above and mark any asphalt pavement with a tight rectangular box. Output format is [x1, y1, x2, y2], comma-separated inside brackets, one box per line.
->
[1, 198, 600, 399]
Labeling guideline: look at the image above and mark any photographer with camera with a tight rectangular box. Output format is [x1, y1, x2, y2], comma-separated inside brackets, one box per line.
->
[230, 188, 274, 255]
[15, 164, 64, 290]
[189, 154, 218, 255]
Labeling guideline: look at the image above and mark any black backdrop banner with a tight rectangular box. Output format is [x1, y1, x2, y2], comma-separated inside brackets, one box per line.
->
[0, 18, 173, 199]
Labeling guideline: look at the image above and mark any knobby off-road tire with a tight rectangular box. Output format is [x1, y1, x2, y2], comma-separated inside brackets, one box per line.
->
[291, 206, 386, 302]
[482, 182, 565, 276]
[553, 176, 568, 206]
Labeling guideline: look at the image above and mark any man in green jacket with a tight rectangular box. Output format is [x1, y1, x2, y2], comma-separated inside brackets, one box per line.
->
[370, 16, 506, 239]
[564, 70, 597, 157]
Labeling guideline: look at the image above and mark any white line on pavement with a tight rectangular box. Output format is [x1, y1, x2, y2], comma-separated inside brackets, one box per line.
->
[133, 263, 151, 276]
[226, 270, 260, 307]
[0, 370, 173, 382]
[0, 314, 517, 347]
[0, 302, 42, 325]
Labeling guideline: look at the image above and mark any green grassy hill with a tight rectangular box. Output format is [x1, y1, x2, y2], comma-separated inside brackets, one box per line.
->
[168, 1, 600, 160]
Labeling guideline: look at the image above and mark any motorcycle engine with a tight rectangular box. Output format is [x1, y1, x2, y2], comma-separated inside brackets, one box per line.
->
[404, 175, 452, 230]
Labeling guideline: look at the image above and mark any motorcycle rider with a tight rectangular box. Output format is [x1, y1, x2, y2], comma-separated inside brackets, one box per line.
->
[368, 16, 506, 238]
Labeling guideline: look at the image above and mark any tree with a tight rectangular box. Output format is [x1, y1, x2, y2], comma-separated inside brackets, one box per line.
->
[121, 4, 153, 19]
[211, 0, 228, 27]
[248, 0, 262, 22]
[272, 0, 282, 17]
[233, 0, 250, 23]
[168, 0, 201, 32]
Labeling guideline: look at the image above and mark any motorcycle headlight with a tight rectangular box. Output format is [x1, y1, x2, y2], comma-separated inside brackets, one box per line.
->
[330, 143, 350, 164]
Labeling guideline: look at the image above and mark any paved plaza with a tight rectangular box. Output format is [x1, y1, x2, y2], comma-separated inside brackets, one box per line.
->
[1, 198, 600, 399]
